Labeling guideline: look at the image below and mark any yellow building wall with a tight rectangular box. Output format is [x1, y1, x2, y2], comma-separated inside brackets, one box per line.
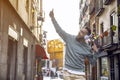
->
[47, 39, 64, 67]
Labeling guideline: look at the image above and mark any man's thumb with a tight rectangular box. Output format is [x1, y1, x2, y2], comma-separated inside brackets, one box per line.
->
[52, 9, 54, 12]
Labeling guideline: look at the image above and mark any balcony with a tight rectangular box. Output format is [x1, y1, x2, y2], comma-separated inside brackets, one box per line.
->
[96, 0, 105, 17]
[103, 0, 113, 5]
[103, 34, 112, 47]
[82, 4, 88, 17]
[79, 17, 82, 24]
[89, 3, 95, 15]
[101, 29, 118, 51]
[37, 16, 44, 22]
[83, 3, 88, 13]
[96, 8, 104, 16]
[102, 43, 118, 51]
[89, 0, 95, 15]
[84, 21, 90, 28]
[79, 14, 83, 24]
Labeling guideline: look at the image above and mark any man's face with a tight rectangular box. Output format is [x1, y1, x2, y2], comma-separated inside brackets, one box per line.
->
[77, 28, 88, 39]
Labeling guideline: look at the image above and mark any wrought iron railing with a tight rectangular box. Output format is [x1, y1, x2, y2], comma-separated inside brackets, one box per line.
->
[89, 0, 95, 14]
[103, 0, 113, 5]
[96, 0, 105, 16]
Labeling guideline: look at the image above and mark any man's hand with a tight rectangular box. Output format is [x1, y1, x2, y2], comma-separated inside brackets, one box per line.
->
[49, 9, 54, 19]
[92, 43, 98, 52]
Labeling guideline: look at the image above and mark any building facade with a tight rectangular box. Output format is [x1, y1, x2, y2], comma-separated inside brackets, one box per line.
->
[79, 0, 120, 80]
[47, 39, 64, 70]
[0, 0, 46, 80]
[79, 0, 95, 80]
[96, 0, 119, 80]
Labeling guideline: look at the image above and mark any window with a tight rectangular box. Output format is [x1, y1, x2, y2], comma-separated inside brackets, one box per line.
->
[110, 11, 118, 43]
[93, 24, 96, 34]
[101, 57, 109, 77]
[89, 0, 95, 14]
[25, 0, 29, 13]
[100, 23, 104, 46]
[23, 46, 28, 80]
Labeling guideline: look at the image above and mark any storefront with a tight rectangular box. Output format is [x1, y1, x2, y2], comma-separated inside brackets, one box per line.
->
[35, 44, 48, 80]
[109, 51, 120, 80]
[7, 37, 18, 80]
[23, 42, 28, 80]
[99, 56, 109, 80]
[98, 49, 120, 80]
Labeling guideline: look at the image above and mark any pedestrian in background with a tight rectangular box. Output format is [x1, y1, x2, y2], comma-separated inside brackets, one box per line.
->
[49, 9, 98, 80]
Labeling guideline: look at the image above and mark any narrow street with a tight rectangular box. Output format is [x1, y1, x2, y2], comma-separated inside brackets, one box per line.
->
[43, 76, 63, 80]
[0, 0, 120, 80]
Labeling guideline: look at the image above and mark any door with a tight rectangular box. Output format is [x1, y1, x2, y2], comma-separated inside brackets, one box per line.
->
[23, 46, 28, 80]
[7, 38, 17, 80]
[114, 54, 120, 80]
[110, 55, 115, 80]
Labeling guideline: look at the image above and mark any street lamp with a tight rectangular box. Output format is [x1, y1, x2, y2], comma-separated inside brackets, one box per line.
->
[37, 14, 45, 45]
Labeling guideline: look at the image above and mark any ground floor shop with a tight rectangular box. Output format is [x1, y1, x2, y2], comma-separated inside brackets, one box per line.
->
[85, 49, 120, 80]
[98, 50, 120, 80]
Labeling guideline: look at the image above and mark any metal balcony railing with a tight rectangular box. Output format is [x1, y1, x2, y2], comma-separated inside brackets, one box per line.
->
[103, 0, 113, 5]
[103, 31, 111, 46]
[83, 3, 88, 16]
[89, 0, 95, 15]
[96, 0, 105, 16]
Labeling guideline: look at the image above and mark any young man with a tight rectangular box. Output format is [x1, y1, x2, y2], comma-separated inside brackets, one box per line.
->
[49, 10, 98, 80]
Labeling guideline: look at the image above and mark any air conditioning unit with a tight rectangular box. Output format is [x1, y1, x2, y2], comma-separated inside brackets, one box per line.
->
[101, 76, 108, 80]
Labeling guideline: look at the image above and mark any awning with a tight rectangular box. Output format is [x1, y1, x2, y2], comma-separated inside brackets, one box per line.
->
[35, 44, 48, 59]
[98, 51, 108, 57]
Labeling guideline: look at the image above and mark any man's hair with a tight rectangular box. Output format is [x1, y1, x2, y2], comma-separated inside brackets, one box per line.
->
[85, 27, 91, 35]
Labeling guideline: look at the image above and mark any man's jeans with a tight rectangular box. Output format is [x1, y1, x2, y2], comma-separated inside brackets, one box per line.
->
[63, 70, 86, 80]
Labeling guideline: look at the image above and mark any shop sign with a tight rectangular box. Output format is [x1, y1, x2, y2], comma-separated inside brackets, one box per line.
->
[8, 25, 18, 40]
[23, 38, 28, 47]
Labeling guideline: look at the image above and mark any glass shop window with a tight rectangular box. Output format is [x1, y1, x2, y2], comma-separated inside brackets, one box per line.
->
[101, 57, 109, 77]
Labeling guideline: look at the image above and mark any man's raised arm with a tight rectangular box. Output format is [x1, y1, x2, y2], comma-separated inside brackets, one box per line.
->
[49, 9, 71, 42]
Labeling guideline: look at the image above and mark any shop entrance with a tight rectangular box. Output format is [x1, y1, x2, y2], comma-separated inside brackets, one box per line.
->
[7, 37, 17, 80]
[23, 46, 28, 80]
[114, 54, 120, 80]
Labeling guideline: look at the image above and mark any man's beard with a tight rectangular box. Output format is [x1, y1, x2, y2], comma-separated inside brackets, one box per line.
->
[76, 36, 85, 42]
[76, 34, 84, 39]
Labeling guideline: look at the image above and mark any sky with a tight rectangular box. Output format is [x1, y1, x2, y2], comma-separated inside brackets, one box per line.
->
[42, 0, 80, 40]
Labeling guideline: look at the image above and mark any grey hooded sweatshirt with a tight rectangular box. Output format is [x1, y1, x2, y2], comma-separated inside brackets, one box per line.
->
[51, 18, 97, 72]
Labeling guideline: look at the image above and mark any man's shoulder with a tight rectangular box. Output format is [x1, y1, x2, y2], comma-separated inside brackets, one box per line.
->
[67, 35, 76, 41]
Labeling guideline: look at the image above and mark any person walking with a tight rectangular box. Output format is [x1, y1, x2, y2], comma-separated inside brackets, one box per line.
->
[49, 9, 98, 80]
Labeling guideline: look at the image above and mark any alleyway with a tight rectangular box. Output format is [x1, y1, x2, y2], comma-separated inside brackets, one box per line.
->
[43, 76, 63, 80]
[0, 0, 120, 80]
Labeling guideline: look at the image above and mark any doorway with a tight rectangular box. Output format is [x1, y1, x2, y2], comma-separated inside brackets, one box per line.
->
[114, 54, 120, 80]
[23, 46, 28, 80]
[7, 37, 17, 80]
